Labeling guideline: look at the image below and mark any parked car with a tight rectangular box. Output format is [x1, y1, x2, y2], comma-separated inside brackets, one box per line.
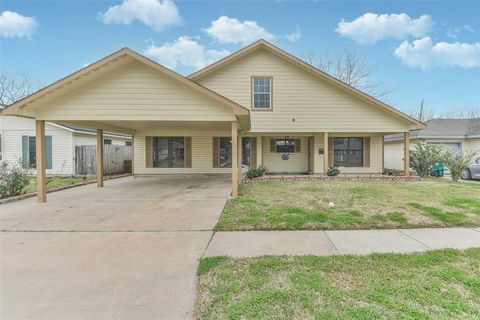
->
[462, 157, 480, 180]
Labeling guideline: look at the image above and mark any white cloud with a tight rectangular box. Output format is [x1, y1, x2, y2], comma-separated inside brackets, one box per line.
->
[204, 16, 274, 45]
[0, 11, 38, 39]
[336, 13, 433, 45]
[144, 36, 230, 70]
[394, 37, 480, 69]
[447, 25, 474, 39]
[285, 26, 302, 43]
[99, 0, 181, 32]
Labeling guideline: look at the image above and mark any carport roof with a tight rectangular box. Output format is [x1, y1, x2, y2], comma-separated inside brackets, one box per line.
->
[2, 48, 249, 119]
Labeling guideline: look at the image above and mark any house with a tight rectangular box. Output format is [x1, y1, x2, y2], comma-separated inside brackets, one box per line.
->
[384, 118, 480, 171]
[2, 39, 424, 202]
[0, 109, 132, 175]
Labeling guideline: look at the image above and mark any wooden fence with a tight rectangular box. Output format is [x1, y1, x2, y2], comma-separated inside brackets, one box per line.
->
[75, 145, 132, 176]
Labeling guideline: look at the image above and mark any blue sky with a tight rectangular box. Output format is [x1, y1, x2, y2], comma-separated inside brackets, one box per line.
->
[1, 0, 479, 116]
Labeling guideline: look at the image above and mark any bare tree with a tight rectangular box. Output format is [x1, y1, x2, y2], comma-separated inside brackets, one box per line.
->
[302, 49, 391, 98]
[406, 101, 479, 121]
[406, 99, 438, 122]
[0, 70, 39, 106]
[442, 106, 480, 119]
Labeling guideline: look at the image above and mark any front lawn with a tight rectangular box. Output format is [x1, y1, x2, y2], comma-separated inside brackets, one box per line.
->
[216, 179, 480, 230]
[197, 248, 480, 319]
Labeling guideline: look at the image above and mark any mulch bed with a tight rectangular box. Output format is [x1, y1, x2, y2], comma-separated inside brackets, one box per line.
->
[243, 175, 422, 183]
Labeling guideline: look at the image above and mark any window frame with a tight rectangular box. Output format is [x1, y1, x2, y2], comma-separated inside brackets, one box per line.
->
[218, 137, 232, 168]
[275, 138, 296, 153]
[251, 76, 273, 111]
[152, 137, 185, 168]
[333, 137, 364, 167]
[28, 136, 37, 168]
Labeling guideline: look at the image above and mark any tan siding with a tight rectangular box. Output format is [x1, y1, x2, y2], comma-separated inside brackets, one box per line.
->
[34, 61, 236, 122]
[313, 134, 324, 174]
[465, 138, 480, 153]
[261, 136, 309, 173]
[197, 49, 410, 133]
[133, 130, 231, 174]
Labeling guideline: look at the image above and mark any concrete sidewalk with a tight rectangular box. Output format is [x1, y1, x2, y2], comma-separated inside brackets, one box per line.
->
[204, 228, 480, 257]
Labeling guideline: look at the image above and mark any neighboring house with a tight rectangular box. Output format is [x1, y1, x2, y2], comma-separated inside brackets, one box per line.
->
[0, 111, 132, 175]
[3, 40, 424, 202]
[384, 119, 480, 171]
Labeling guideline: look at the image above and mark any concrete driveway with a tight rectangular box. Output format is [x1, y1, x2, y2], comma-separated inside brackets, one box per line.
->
[0, 175, 231, 320]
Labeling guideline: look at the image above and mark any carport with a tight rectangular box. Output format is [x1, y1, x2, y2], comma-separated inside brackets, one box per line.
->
[3, 48, 250, 202]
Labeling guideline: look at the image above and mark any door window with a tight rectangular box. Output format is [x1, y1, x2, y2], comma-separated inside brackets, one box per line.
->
[153, 137, 185, 168]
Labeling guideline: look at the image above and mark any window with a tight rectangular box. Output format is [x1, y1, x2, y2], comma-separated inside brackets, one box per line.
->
[152, 137, 184, 168]
[334, 138, 363, 167]
[252, 77, 272, 109]
[125, 141, 132, 146]
[219, 137, 232, 168]
[275, 138, 295, 153]
[242, 137, 251, 166]
[104, 139, 112, 145]
[28, 136, 36, 167]
[21, 135, 52, 169]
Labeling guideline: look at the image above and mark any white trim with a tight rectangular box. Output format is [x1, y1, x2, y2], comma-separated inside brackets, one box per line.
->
[252, 76, 272, 110]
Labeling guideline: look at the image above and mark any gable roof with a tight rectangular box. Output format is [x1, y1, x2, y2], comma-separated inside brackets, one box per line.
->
[189, 39, 425, 130]
[385, 118, 480, 141]
[3, 47, 249, 118]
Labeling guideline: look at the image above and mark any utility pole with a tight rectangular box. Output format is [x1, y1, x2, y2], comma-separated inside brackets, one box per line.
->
[419, 99, 424, 122]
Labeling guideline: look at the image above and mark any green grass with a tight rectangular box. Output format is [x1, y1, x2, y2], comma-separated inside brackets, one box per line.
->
[28, 177, 93, 193]
[216, 179, 480, 231]
[196, 248, 480, 320]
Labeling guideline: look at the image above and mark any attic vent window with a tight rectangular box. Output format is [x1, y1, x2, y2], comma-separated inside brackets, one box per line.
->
[252, 77, 272, 110]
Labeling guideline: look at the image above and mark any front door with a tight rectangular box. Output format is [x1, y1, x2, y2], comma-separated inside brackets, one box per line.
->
[153, 137, 185, 168]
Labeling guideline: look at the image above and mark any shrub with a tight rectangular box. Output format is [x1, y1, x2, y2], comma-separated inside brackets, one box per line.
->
[124, 160, 132, 173]
[409, 142, 443, 178]
[246, 165, 268, 179]
[327, 166, 340, 176]
[0, 160, 31, 199]
[441, 149, 477, 182]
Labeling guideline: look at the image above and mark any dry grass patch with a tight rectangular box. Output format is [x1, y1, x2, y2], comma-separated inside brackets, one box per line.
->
[216, 179, 480, 230]
[196, 249, 480, 320]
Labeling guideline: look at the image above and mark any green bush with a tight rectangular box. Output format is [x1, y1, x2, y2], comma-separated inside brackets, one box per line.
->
[441, 149, 477, 182]
[124, 159, 132, 173]
[410, 142, 443, 178]
[246, 165, 268, 179]
[327, 166, 340, 176]
[0, 160, 31, 199]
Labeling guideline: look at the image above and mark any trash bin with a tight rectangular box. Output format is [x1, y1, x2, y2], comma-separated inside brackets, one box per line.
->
[430, 162, 445, 177]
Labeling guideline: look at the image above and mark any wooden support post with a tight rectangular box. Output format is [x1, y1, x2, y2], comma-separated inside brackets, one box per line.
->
[404, 132, 410, 176]
[238, 134, 242, 183]
[131, 136, 135, 175]
[323, 132, 329, 176]
[231, 122, 238, 197]
[36, 120, 47, 203]
[96, 129, 104, 187]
